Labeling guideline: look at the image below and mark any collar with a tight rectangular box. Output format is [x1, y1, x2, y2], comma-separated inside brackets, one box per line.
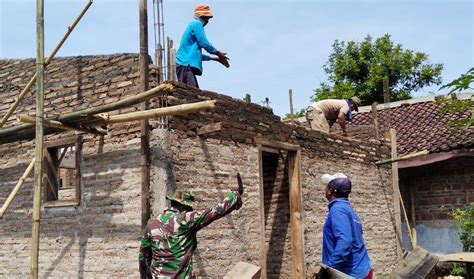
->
[345, 99, 353, 121]
[164, 206, 180, 213]
[328, 197, 350, 209]
[194, 16, 205, 25]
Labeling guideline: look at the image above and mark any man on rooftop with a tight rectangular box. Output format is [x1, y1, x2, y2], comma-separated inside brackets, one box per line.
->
[176, 4, 230, 89]
[306, 97, 360, 136]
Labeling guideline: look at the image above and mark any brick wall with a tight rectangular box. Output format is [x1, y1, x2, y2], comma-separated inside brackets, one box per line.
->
[1, 55, 398, 278]
[400, 156, 474, 221]
[165, 86, 398, 277]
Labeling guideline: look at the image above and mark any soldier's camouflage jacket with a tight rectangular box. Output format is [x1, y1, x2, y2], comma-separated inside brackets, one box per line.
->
[139, 191, 242, 278]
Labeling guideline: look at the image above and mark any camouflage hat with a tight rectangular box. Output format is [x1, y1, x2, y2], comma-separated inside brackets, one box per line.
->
[166, 190, 195, 206]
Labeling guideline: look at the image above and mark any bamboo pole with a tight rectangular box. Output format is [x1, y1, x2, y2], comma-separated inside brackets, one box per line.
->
[289, 89, 294, 116]
[390, 129, 403, 259]
[398, 186, 415, 249]
[0, 158, 35, 218]
[95, 100, 216, 124]
[410, 185, 417, 248]
[31, 0, 45, 276]
[17, 115, 105, 135]
[0, 0, 93, 128]
[139, 0, 151, 230]
[375, 150, 429, 165]
[0, 83, 174, 140]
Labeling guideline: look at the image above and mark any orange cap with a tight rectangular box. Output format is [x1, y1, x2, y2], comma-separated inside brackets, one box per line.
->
[194, 4, 213, 18]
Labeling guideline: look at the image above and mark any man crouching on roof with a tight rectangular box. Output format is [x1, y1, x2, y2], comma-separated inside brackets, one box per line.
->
[139, 173, 244, 278]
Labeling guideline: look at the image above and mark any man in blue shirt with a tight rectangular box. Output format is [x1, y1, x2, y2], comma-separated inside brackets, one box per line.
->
[176, 4, 230, 88]
[321, 172, 373, 278]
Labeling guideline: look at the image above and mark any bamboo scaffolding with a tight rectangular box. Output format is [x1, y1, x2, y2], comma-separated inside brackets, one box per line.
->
[375, 150, 429, 165]
[0, 158, 35, 218]
[0, 83, 174, 143]
[17, 115, 105, 135]
[94, 100, 216, 124]
[0, 0, 93, 128]
[31, 0, 45, 276]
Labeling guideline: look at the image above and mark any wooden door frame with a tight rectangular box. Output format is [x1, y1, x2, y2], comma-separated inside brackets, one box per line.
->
[256, 138, 305, 279]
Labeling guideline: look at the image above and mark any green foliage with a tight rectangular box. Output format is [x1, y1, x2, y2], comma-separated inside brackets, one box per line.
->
[283, 108, 306, 120]
[450, 203, 474, 252]
[450, 264, 466, 276]
[313, 34, 443, 106]
[437, 67, 474, 129]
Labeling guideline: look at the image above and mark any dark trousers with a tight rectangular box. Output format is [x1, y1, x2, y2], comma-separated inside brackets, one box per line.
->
[176, 65, 199, 88]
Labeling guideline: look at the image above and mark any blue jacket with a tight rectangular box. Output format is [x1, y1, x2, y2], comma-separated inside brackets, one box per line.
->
[322, 198, 372, 278]
[176, 17, 217, 76]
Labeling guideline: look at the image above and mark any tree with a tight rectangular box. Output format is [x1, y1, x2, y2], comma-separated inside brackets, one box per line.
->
[313, 34, 443, 106]
[438, 67, 474, 129]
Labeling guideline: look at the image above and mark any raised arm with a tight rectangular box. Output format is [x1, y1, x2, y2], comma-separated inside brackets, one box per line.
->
[185, 173, 244, 230]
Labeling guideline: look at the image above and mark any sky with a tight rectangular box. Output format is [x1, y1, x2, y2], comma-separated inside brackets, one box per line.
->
[0, 0, 472, 117]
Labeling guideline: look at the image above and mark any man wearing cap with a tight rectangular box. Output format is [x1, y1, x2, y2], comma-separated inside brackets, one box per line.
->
[138, 174, 244, 278]
[321, 172, 373, 279]
[306, 97, 360, 136]
[176, 4, 230, 88]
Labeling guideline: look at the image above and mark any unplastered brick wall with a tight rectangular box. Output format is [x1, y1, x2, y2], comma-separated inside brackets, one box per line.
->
[0, 136, 143, 277]
[0, 54, 156, 278]
[164, 84, 398, 277]
[400, 156, 474, 221]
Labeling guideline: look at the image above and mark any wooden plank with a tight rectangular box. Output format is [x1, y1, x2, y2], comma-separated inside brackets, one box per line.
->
[18, 114, 105, 135]
[390, 128, 403, 259]
[75, 135, 83, 203]
[45, 137, 76, 148]
[224, 261, 261, 279]
[389, 247, 438, 278]
[260, 147, 280, 155]
[43, 199, 80, 208]
[439, 253, 474, 263]
[197, 122, 222, 135]
[375, 150, 429, 165]
[288, 150, 305, 279]
[44, 149, 59, 201]
[371, 102, 379, 139]
[254, 137, 300, 151]
[410, 184, 417, 248]
[257, 145, 268, 278]
[0, 158, 35, 218]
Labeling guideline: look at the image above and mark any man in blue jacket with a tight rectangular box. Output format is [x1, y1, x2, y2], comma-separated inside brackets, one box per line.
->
[321, 172, 373, 279]
[176, 4, 230, 88]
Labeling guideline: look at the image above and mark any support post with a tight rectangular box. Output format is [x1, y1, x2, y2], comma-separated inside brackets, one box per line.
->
[383, 77, 391, 130]
[410, 185, 417, 248]
[289, 89, 294, 116]
[390, 128, 403, 258]
[31, 0, 45, 277]
[371, 102, 379, 139]
[0, 0, 93, 128]
[139, 0, 151, 230]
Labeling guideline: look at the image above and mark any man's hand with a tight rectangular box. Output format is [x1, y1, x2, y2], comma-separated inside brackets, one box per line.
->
[236, 173, 244, 195]
[216, 50, 230, 68]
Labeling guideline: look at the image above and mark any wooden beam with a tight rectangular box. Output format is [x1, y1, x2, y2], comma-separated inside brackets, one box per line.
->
[398, 186, 415, 249]
[17, 114, 105, 135]
[95, 100, 216, 124]
[45, 137, 76, 148]
[0, 0, 93, 128]
[75, 135, 83, 203]
[254, 137, 300, 151]
[375, 150, 429, 165]
[0, 158, 35, 218]
[139, 0, 151, 231]
[372, 102, 379, 139]
[410, 184, 417, 248]
[288, 149, 305, 279]
[197, 122, 222, 135]
[390, 128, 403, 259]
[31, 0, 45, 276]
[257, 145, 268, 278]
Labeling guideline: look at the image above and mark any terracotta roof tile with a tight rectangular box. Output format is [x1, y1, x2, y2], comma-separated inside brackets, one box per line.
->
[350, 101, 473, 155]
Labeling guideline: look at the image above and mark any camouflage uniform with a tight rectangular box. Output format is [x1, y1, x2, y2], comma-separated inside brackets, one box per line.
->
[139, 191, 242, 278]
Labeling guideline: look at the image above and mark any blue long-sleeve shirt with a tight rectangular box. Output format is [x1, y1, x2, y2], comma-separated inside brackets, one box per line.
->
[322, 198, 372, 278]
[176, 17, 217, 76]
